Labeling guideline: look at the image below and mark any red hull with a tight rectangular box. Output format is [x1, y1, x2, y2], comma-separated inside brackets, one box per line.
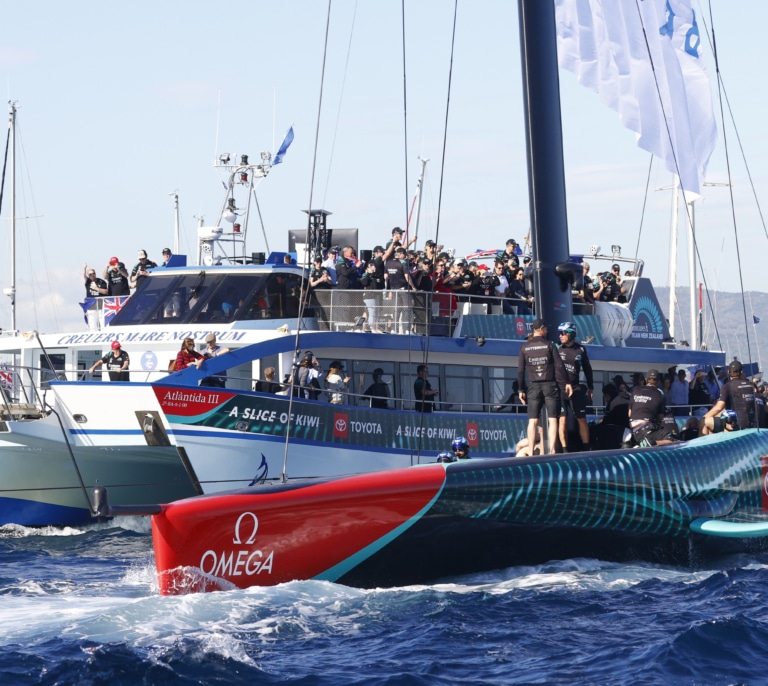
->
[152, 464, 446, 594]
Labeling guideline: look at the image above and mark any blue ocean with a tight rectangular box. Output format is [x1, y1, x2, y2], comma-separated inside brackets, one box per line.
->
[2, 519, 767, 685]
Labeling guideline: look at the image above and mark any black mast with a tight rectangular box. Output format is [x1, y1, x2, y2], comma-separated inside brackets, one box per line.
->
[518, 0, 574, 334]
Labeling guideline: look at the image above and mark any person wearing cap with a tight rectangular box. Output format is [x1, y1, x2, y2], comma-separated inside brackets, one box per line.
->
[385, 226, 417, 253]
[700, 360, 757, 435]
[324, 360, 350, 404]
[130, 250, 158, 288]
[363, 368, 390, 409]
[103, 257, 130, 296]
[309, 256, 333, 292]
[199, 333, 230, 388]
[89, 340, 130, 381]
[628, 369, 676, 446]
[556, 322, 594, 451]
[160, 248, 172, 267]
[83, 263, 108, 297]
[517, 319, 572, 455]
[321, 247, 338, 286]
[496, 239, 521, 267]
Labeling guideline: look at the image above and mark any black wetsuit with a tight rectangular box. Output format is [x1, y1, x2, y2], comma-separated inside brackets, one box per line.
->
[518, 336, 569, 419]
[629, 384, 671, 445]
[557, 341, 594, 419]
[719, 377, 756, 430]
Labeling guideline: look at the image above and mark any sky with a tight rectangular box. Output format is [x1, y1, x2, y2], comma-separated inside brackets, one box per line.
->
[1, 0, 767, 336]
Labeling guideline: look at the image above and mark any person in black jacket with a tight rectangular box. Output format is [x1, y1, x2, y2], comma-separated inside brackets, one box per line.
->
[518, 319, 572, 455]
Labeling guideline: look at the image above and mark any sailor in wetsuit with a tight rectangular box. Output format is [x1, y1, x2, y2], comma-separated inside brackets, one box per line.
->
[628, 369, 676, 446]
[700, 360, 756, 435]
[556, 321, 594, 451]
[518, 318, 572, 455]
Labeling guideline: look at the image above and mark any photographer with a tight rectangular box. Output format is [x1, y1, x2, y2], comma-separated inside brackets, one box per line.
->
[103, 257, 130, 296]
[130, 250, 157, 289]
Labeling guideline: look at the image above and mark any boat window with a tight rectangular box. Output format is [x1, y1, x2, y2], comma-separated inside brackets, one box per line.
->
[238, 273, 304, 320]
[110, 272, 275, 326]
[350, 362, 396, 407]
[443, 364, 485, 412]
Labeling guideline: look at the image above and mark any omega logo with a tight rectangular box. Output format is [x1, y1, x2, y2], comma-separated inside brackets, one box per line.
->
[233, 511, 259, 544]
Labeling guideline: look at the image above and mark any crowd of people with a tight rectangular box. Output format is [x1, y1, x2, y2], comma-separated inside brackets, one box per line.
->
[83, 248, 172, 298]
[308, 231, 538, 331]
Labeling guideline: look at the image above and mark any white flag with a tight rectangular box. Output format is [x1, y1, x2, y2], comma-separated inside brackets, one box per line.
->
[555, 0, 717, 197]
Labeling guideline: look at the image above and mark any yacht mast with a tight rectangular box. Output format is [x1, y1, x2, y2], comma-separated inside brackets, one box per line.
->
[8, 102, 17, 333]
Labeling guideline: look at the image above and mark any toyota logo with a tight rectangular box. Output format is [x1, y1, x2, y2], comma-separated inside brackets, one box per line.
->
[335, 417, 347, 432]
[467, 427, 478, 442]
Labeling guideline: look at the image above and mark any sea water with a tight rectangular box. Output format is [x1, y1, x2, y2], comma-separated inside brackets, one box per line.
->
[2, 520, 768, 685]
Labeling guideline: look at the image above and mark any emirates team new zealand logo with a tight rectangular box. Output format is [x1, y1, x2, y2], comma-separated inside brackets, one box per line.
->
[631, 296, 664, 342]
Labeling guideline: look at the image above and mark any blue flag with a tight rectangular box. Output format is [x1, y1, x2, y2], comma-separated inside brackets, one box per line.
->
[273, 126, 294, 165]
[754, 315, 761, 324]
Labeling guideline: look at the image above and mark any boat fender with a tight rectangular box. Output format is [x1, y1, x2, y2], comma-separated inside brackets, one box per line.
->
[91, 484, 112, 519]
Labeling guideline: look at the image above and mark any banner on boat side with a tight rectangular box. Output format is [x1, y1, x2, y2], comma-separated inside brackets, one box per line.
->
[153, 386, 525, 455]
[458, 314, 604, 344]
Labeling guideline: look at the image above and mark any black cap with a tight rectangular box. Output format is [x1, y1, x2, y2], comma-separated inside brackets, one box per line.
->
[612, 263, 620, 271]
[506, 238, 517, 246]
[647, 369, 660, 382]
[373, 245, 384, 253]
[162, 247, 171, 255]
[392, 227, 403, 235]
[329, 360, 344, 370]
[531, 318, 547, 331]
[523, 255, 532, 264]
[729, 360, 743, 375]
[425, 239, 436, 246]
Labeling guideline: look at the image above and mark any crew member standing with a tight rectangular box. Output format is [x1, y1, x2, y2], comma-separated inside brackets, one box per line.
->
[89, 340, 130, 381]
[518, 319, 572, 455]
[556, 322, 594, 451]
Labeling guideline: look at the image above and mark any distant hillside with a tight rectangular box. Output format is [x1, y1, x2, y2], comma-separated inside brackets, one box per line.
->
[655, 287, 768, 371]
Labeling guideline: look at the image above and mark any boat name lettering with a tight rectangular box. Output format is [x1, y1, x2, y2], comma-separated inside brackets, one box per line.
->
[199, 549, 274, 578]
[163, 390, 220, 404]
[55, 330, 248, 345]
[396, 425, 457, 439]
[350, 421, 382, 434]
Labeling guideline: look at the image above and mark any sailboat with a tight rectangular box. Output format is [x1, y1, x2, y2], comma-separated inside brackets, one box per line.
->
[103, 0, 768, 594]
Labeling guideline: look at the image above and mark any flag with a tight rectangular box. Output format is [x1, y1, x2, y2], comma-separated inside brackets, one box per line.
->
[79, 298, 97, 324]
[103, 296, 129, 325]
[754, 315, 761, 324]
[555, 0, 717, 197]
[273, 126, 294, 165]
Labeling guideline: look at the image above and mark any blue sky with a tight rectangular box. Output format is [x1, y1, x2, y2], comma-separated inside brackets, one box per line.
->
[1, 0, 767, 334]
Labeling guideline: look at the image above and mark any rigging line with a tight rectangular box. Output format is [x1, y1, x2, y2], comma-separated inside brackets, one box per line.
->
[706, 1, 751, 366]
[696, 4, 768, 242]
[400, 0, 410, 235]
[321, 0, 358, 208]
[414, 0, 459, 461]
[281, 0, 334, 483]
[632, 0, 724, 353]
[633, 154, 654, 261]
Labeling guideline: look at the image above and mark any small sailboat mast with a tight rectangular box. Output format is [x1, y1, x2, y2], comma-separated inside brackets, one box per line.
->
[7, 102, 17, 333]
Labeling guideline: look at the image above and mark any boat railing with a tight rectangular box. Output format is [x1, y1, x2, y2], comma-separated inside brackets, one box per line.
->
[310, 289, 595, 335]
[0, 364, 50, 420]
